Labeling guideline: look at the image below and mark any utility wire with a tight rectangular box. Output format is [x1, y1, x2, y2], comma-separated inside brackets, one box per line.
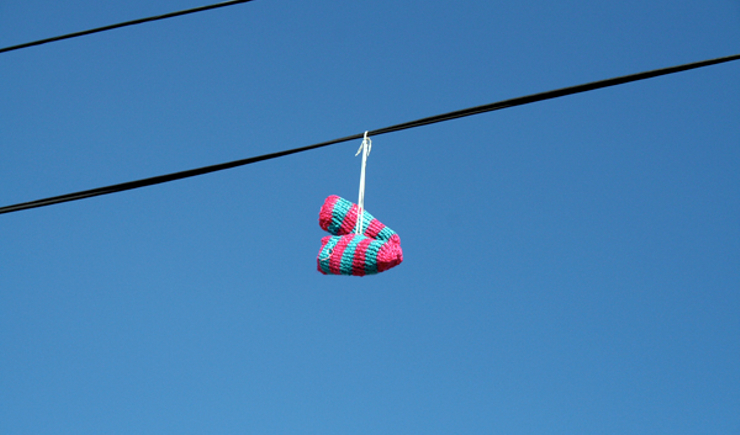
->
[0, 0, 256, 55]
[1, 53, 738, 215]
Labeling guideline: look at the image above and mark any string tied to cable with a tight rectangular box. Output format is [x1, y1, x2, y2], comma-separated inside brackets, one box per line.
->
[315, 132, 403, 276]
[354, 131, 372, 235]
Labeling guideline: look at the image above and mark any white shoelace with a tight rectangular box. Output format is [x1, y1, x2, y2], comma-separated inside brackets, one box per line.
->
[355, 131, 372, 235]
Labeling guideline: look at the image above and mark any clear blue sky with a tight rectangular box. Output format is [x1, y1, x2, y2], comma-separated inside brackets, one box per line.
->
[1, 1, 739, 433]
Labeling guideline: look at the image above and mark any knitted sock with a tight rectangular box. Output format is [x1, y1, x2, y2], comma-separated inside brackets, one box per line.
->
[317, 233, 403, 276]
[319, 195, 400, 244]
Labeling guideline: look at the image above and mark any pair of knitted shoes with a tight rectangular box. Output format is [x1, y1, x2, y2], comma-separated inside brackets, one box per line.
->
[317, 195, 403, 276]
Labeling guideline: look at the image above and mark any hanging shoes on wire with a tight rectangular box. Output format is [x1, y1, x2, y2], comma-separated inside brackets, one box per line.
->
[316, 133, 403, 276]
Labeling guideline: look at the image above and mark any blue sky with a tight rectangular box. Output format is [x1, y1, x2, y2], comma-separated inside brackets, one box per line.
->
[1, 1, 739, 433]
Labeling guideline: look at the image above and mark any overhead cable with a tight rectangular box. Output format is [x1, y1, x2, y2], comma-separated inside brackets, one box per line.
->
[1, 53, 738, 215]
[0, 0, 256, 55]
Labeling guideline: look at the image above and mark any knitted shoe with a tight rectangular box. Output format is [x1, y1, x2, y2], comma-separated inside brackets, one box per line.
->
[317, 233, 403, 276]
[319, 195, 400, 244]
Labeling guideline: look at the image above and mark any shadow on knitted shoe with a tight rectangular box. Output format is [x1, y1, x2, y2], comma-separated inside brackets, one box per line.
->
[317, 234, 403, 276]
[319, 195, 400, 244]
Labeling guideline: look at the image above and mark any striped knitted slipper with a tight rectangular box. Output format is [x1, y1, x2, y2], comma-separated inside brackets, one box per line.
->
[317, 233, 403, 276]
[319, 195, 400, 244]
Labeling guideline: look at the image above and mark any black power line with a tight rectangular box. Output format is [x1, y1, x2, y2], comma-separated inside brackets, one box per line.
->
[0, 0, 257, 55]
[1, 53, 738, 215]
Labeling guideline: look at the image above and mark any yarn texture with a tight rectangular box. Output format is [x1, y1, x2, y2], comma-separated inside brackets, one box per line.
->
[319, 195, 400, 244]
[317, 195, 403, 276]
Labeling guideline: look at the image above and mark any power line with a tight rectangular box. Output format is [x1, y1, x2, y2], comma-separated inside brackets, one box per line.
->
[1, 52, 738, 215]
[370, 53, 740, 135]
[0, 0, 256, 55]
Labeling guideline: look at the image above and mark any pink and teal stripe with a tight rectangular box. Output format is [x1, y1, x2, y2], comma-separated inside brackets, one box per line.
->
[317, 195, 403, 276]
[317, 233, 403, 276]
[319, 195, 399, 244]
